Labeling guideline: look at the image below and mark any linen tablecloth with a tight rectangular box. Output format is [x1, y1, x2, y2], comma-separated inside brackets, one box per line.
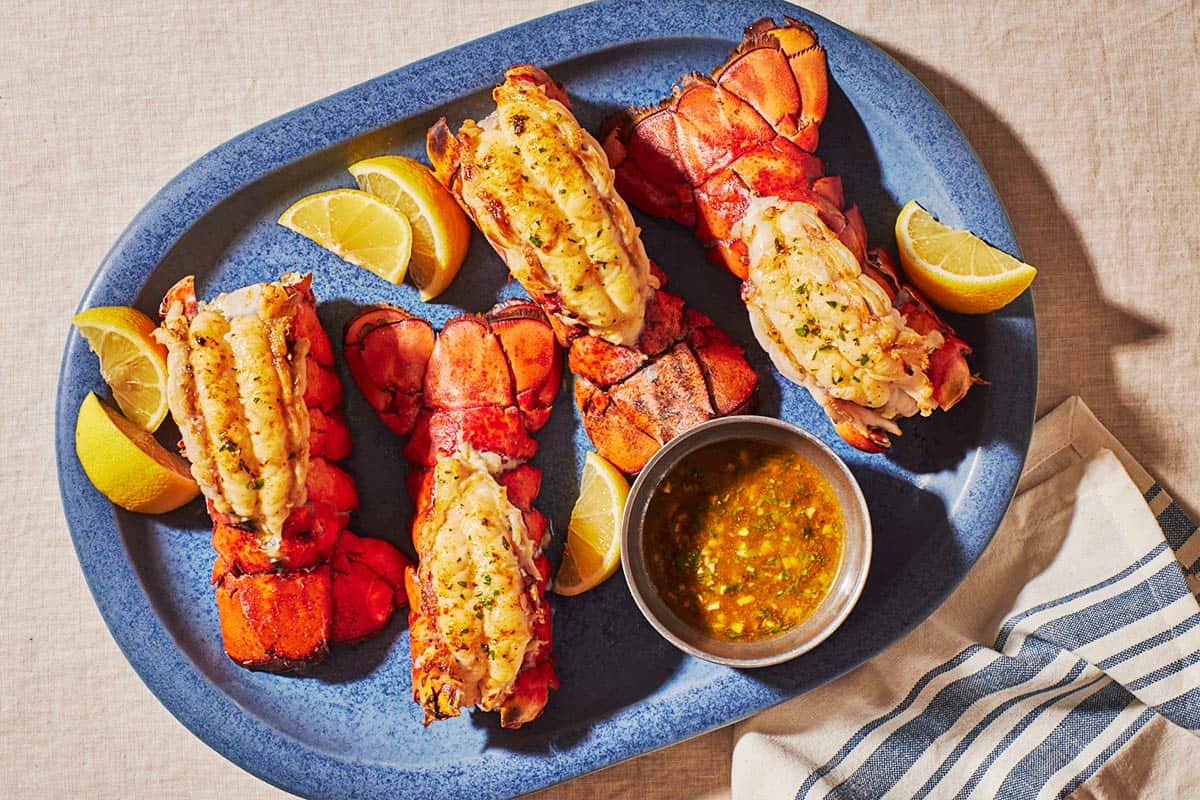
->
[2, 1, 1197, 797]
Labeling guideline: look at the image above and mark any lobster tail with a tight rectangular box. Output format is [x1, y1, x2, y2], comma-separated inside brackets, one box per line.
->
[602, 17, 829, 275]
[426, 64, 758, 474]
[345, 301, 561, 728]
[604, 19, 978, 452]
[157, 274, 410, 671]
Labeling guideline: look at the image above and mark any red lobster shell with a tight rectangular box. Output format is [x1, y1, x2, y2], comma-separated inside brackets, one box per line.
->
[157, 273, 410, 671]
[345, 300, 560, 728]
[602, 18, 978, 451]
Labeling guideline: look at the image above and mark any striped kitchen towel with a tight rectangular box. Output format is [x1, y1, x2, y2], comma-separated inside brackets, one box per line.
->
[732, 397, 1199, 800]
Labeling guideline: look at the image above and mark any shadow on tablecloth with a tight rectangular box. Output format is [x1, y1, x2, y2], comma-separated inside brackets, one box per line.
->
[876, 44, 1183, 521]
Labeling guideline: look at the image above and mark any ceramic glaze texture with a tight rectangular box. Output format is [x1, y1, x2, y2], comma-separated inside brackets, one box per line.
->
[54, 1, 1035, 797]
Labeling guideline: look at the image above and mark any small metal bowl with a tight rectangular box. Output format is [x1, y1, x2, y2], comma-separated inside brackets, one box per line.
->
[620, 416, 872, 668]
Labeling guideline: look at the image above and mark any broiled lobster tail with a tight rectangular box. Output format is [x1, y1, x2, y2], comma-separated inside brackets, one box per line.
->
[602, 18, 979, 452]
[345, 300, 561, 728]
[157, 274, 410, 671]
[427, 64, 758, 473]
[600, 16, 830, 276]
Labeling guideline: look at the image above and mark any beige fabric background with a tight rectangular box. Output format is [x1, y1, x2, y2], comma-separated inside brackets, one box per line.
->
[1, 1, 1196, 797]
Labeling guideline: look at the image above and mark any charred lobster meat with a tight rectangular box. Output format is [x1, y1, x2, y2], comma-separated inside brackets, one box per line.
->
[156, 273, 410, 670]
[345, 300, 560, 728]
[603, 18, 978, 451]
[426, 65, 759, 474]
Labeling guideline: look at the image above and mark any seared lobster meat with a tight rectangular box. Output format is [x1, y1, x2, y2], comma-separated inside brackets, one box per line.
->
[426, 65, 758, 474]
[345, 300, 560, 728]
[603, 18, 977, 451]
[156, 273, 409, 671]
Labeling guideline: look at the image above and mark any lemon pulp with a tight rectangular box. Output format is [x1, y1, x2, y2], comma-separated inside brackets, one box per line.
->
[72, 305, 170, 431]
[279, 188, 413, 284]
[895, 199, 1036, 314]
[349, 156, 470, 300]
[554, 452, 628, 596]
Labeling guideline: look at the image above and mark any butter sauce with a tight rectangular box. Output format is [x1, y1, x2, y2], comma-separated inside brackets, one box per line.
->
[644, 440, 844, 641]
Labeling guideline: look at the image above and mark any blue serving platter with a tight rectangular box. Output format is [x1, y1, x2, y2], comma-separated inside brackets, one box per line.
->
[54, 1, 1036, 797]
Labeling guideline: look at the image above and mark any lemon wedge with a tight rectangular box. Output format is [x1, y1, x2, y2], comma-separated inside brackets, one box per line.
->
[554, 452, 629, 596]
[75, 392, 199, 514]
[72, 306, 170, 431]
[279, 188, 413, 284]
[895, 199, 1036, 314]
[349, 156, 470, 300]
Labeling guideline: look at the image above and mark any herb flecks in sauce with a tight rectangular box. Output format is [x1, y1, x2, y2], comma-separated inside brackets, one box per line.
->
[644, 440, 844, 641]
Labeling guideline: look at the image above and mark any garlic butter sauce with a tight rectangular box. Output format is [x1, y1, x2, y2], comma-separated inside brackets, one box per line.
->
[644, 440, 845, 641]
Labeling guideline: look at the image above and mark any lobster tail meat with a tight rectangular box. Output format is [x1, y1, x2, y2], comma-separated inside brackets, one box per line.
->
[428, 70, 657, 347]
[737, 199, 941, 449]
[157, 275, 310, 555]
[428, 65, 758, 474]
[157, 273, 410, 671]
[345, 300, 561, 728]
[603, 18, 978, 452]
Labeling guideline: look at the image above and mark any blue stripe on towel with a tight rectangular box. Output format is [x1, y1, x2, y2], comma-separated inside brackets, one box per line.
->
[1155, 687, 1200, 730]
[1127, 649, 1200, 692]
[908, 660, 1092, 799]
[1030, 563, 1193, 652]
[796, 551, 1171, 800]
[825, 640, 1064, 799]
[1055, 707, 1155, 798]
[1144, 484, 1162, 503]
[792, 648, 984, 799]
[787, 546, 1180, 800]
[994, 544, 1167, 651]
[826, 562, 1183, 799]
[994, 681, 1135, 798]
[1096, 613, 1200, 669]
[951, 675, 1109, 800]
[1157, 502, 1198, 553]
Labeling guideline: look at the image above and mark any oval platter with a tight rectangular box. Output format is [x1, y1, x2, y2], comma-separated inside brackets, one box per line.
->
[54, 1, 1037, 797]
